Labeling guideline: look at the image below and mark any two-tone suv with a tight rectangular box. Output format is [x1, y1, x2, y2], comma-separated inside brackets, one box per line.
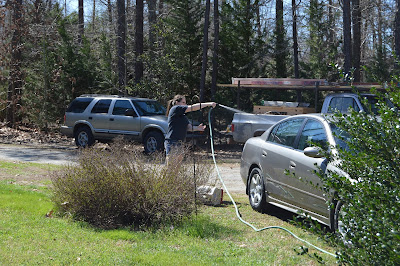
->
[61, 94, 171, 153]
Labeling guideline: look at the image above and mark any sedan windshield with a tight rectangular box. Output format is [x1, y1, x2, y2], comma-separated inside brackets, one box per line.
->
[132, 100, 166, 116]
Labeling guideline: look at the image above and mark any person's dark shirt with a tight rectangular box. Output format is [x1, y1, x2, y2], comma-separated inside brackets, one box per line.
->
[165, 105, 189, 141]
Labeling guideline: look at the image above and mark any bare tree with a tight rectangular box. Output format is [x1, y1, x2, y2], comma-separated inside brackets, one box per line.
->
[343, 0, 352, 77]
[352, 0, 361, 82]
[211, 0, 219, 101]
[92, 0, 96, 30]
[6, 0, 23, 127]
[135, 0, 144, 84]
[292, 0, 301, 101]
[275, 0, 287, 78]
[78, 0, 84, 43]
[200, 0, 210, 102]
[107, 0, 112, 23]
[148, 0, 157, 60]
[117, 0, 126, 94]
[396, 0, 400, 61]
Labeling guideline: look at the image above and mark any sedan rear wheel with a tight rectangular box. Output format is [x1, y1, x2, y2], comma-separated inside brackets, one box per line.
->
[248, 167, 268, 212]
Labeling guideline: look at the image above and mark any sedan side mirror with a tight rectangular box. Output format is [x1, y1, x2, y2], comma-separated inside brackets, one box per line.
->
[125, 109, 137, 117]
[304, 146, 324, 158]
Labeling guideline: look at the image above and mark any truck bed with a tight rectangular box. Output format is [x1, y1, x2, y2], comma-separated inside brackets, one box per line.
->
[231, 113, 289, 143]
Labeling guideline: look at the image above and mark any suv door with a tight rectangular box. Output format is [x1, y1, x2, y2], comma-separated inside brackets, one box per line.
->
[89, 99, 112, 138]
[108, 99, 141, 139]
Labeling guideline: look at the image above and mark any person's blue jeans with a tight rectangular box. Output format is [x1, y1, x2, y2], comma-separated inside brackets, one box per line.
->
[164, 139, 183, 156]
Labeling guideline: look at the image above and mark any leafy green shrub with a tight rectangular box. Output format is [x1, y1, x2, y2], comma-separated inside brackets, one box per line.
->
[51, 141, 212, 229]
[321, 86, 400, 264]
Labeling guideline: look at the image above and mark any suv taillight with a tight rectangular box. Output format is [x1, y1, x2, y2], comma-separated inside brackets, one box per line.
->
[231, 124, 234, 132]
[64, 114, 66, 124]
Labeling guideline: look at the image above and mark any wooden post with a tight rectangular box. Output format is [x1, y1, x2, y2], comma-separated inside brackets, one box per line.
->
[237, 80, 241, 109]
[315, 81, 319, 112]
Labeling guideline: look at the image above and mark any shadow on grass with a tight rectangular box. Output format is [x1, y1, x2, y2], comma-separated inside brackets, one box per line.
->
[263, 205, 332, 234]
[178, 215, 241, 239]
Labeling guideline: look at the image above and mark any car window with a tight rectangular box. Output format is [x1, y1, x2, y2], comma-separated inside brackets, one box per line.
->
[297, 119, 328, 150]
[330, 124, 351, 151]
[91, 99, 111, 114]
[360, 95, 396, 115]
[132, 100, 166, 116]
[66, 97, 93, 113]
[328, 97, 360, 113]
[267, 118, 304, 148]
[112, 100, 134, 115]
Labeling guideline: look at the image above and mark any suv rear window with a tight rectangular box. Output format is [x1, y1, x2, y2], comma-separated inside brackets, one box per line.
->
[66, 97, 94, 113]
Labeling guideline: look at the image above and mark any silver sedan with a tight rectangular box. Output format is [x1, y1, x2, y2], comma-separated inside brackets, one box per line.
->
[240, 113, 348, 231]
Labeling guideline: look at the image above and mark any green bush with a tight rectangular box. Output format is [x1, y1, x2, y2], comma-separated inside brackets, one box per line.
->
[321, 85, 400, 264]
[51, 141, 212, 229]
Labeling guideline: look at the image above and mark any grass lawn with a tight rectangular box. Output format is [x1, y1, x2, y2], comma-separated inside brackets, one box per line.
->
[0, 160, 338, 265]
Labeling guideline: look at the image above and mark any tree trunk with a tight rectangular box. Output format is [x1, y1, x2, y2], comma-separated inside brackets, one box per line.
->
[92, 0, 96, 30]
[329, 0, 334, 45]
[343, 0, 352, 78]
[396, 0, 400, 61]
[352, 0, 361, 82]
[117, 0, 126, 94]
[107, 0, 112, 23]
[78, 0, 84, 43]
[211, 0, 219, 101]
[275, 0, 287, 78]
[292, 0, 301, 101]
[200, 0, 211, 102]
[255, 0, 261, 36]
[377, 0, 383, 52]
[6, 0, 23, 127]
[135, 0, 144, 84]
[148, 0, 157, 60]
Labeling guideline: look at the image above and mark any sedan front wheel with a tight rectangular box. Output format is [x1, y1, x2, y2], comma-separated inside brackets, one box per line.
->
[248, 167, 268, 212]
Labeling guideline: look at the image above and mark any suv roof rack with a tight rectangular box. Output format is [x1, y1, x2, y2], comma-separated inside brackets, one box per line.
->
[79, 94, 125, 98]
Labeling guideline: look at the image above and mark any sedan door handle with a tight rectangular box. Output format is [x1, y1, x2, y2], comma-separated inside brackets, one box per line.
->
[110, 118, 114, 121]
[289, 161, 296, 169]
[88, 117, 92, 120]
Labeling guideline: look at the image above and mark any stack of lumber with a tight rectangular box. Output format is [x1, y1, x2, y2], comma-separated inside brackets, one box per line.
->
[253, 105, 315, 115]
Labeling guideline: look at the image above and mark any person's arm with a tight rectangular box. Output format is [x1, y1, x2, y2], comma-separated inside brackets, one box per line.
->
[185, 102, 216, 113]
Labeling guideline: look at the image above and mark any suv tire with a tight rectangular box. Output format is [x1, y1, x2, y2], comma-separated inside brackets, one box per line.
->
[75, 126, 95, 147]
[144, 131, 164, 154]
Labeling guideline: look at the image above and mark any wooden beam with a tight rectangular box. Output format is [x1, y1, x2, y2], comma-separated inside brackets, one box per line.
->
[217, 83, 385, 91]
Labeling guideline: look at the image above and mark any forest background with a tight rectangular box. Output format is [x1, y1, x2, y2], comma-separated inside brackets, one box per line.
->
[1, 0, 400, 130]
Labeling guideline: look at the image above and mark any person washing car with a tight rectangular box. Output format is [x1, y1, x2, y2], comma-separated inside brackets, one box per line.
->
[164, 94, 216, 163]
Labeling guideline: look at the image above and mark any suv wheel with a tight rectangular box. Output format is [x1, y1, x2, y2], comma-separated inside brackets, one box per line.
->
[144, 131, 164, 154]
[75, 126, 94, 147]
